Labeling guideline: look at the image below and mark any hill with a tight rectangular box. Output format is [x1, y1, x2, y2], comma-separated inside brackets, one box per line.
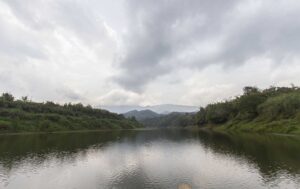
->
[0, 93, 142, 133]
[123, 109, 160, 121]
[195, 86, 300, 134]
[123, 109, 196, 128]
[141, 112, 196, 128]
[101, 104, 198, 114]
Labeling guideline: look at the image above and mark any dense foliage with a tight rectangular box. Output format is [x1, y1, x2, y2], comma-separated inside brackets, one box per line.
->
[0, 93, 142, 132]
[195, 86, 300, 134]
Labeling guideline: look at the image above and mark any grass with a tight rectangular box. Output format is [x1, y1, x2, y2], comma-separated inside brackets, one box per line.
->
[215, 118, 300, 135]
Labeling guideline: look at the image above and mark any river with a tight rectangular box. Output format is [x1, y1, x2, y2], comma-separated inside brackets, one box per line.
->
[0, 130, 299, 189]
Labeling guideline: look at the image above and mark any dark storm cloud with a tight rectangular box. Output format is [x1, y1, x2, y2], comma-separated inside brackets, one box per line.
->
[218, 3, 300, 66]
[115, 0, 238, 91]
[115, 0, 300, 91]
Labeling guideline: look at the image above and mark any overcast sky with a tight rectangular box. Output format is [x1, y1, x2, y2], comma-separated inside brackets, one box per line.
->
[1, 0, 300, 107]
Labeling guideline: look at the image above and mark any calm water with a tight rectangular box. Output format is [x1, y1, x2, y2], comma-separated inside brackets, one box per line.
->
[0, 130, 299, 189]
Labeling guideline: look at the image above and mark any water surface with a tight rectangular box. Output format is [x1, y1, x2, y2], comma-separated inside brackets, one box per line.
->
[0, 130, 299, 189]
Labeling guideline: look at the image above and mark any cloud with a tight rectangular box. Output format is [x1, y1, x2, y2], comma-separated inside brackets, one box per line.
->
[0, 4, 45, 61]
[1, 0, 300, 107]
[97, 89, 145, 106]
[3, 0, 114, 45]
[115, 0, 300, 92]
[0, 0, 119, 104]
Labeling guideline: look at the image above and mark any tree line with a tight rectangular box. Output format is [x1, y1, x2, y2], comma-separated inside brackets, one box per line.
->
[195, 86, 300, 134]
[0, 93, 142, 132]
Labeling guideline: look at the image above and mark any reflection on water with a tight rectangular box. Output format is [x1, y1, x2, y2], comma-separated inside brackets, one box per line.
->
[0, 130, 299, 189]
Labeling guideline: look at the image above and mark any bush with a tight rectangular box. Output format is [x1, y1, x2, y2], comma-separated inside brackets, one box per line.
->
[0, 92, 141, 132]
[235, 93, 267, 119]
[258, 93, 300, 120]
[205, 102, 235, 124]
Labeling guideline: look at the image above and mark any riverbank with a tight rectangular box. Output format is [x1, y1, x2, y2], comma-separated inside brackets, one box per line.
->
[0, 127, 162, 136]
[0, 93, 142, 133]
[195, 86, 300, 135]
[206, 119, 300, 135]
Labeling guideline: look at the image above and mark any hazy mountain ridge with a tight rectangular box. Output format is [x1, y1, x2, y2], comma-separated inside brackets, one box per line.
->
[122, 109, 196, 128]
[123, 110, 160, 121]
[101, 104, 198, 114]
[141, 112, 196, 128]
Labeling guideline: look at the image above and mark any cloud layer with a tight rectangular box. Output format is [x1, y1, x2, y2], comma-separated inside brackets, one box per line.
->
[115, 0, 300, 91]
[1, 0, 300, 106]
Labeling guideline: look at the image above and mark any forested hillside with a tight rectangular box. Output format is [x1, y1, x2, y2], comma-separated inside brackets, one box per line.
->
[195, 86, 300, 134]
[141, 112, 195, 128]
[0, 93, 142, 133]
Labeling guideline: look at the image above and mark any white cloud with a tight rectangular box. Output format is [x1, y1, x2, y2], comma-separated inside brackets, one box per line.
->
[0, 0, 300, 107]
[0, 0, 120, 104]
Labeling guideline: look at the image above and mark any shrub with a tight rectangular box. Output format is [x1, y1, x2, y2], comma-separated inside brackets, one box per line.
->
[258, 93, 300, 120]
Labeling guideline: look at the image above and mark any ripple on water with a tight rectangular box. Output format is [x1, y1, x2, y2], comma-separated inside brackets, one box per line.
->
[0, 172, 9, 188]
[0, 130, 300, 189]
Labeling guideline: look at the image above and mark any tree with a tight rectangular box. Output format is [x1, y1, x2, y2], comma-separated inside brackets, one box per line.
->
[205, 102, 234, 124]
[243, 86, 259, 95]
[2, 93, 14, 102]
[21, 96, 28, 102]
[236, 93, 267, 119]
[196, 107, 207, 125]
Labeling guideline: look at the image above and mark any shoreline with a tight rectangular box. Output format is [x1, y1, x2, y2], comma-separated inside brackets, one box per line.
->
[0, 127, 163, 136]
[1, 125, 300, 136]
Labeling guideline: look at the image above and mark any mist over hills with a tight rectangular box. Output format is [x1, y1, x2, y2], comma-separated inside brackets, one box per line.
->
[100, 104, 199, 114]
[123, 109, 196, 128]
[123, 110, 160, 121]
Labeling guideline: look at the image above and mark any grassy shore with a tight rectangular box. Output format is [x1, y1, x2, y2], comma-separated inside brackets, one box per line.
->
[195, 86, 300, 135]
[212, 118, 300, 135]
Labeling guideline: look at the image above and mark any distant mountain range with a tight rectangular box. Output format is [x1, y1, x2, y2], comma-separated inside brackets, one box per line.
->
[123, 110, 160, 121]
[100, 104, 199, 114]
[123, 109, 196, 128]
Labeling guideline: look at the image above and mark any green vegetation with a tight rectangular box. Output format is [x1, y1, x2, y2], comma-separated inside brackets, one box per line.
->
[195, 86, 300, 134]
[0, 93, 142, 133]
